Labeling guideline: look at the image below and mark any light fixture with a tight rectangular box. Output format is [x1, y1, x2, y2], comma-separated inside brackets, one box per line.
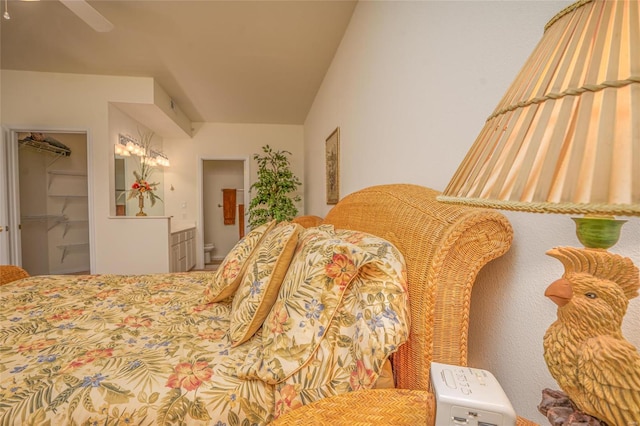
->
[152, 151, 170, 167]
[116, 134, 170, 166]
[3, 0, 10, 20]
[114, 141, 130, 157]
[438, 1, 639, 425]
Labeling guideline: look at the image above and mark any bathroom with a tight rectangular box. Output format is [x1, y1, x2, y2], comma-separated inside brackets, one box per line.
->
[202, 159, 246, 269]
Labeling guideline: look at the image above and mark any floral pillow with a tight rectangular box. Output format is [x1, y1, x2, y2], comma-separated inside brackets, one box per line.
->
[238, 225, 410, 384]
[270, 267, 409, 418]
[203, 220, 276, 303]
[229, 221, 302, 346]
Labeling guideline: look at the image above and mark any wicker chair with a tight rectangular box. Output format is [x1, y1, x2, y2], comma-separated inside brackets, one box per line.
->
[271, 184, 538, 425]
[0, 265, 29, 286]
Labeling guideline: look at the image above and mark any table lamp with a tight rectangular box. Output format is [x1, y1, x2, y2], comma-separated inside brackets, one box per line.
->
[437, 0, 640, 424]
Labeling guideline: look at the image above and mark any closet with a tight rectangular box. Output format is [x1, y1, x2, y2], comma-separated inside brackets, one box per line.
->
[17, 132, 90, 275]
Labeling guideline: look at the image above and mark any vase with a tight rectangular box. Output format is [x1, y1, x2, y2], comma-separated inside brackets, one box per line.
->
[136, 193, 147, 216]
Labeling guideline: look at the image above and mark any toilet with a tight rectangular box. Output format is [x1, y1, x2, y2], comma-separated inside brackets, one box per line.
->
[204, 243, 215, 264]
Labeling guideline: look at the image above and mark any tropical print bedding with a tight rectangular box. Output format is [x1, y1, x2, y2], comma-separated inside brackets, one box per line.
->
[0, 227, 411, 426]
[0, 273, 273, 426]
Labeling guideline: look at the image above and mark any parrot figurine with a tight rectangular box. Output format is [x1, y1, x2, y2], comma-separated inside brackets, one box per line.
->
[543, 246, 640, 426]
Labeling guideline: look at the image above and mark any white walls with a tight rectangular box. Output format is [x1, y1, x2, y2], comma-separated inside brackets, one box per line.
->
[0, 51, 7, 263]
[100, 216, 172, 274]
[1, 72, 304, 272]
[162, 123, 304, 267]
[164, 123, 303, 223]
[109, 104, 165, 217]
[1, 70, 159, 273]
[303, 1, 640, 423]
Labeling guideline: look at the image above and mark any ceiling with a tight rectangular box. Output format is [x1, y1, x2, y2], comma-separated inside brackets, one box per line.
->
[0, 0, 357, 125]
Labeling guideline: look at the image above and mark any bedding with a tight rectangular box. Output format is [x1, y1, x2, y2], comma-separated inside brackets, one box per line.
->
[0, 272, 273, 426]
[203, 220, 276, 304]
[239, 225, 410, 418]
[0, 223, 410, 425]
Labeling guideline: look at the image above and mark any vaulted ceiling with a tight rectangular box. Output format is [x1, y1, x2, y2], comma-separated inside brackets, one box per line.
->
[0, 0, 357, 125]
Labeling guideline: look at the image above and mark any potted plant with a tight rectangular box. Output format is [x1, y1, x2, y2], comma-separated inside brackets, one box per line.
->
[248, 145, 302, 228]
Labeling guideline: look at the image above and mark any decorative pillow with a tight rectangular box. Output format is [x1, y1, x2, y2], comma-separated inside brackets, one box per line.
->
[229, 221, 302, 346]
[203, 220, 276, 303]
[237, 225, 410, 391]
[237, 226, 369, 383]
[264, 262, 409, 419]
[253, 229, 409, 420]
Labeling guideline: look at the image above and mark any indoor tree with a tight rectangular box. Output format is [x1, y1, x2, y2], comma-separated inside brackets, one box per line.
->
[248, 145, 301, 228]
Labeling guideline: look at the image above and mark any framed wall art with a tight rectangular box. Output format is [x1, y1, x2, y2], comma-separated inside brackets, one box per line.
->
[325, 127, 340, 204]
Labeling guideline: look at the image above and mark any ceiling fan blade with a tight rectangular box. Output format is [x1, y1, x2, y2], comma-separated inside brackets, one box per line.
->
[59, 0, 114, 32]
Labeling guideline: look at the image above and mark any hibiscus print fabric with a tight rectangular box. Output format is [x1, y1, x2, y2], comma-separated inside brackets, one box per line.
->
[229, 221, 302, 346]
[1, 226, 410, 425]
[203, 220, 275, 303]
[238, 225, 410, 420]
[0, 272, 274, 425]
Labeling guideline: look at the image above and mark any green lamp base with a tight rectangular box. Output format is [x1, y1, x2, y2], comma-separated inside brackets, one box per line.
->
[572, 216, 627, 249]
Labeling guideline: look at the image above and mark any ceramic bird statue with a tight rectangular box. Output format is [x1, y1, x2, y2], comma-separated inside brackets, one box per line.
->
[543, 246, 640, 426]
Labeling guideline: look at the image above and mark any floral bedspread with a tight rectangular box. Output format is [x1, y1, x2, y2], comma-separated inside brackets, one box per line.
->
[0, 239, 411, 426]
[0, 273, 273, 426]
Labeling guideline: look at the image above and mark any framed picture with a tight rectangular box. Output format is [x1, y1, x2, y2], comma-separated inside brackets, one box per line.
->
[325, 127, 340, 204]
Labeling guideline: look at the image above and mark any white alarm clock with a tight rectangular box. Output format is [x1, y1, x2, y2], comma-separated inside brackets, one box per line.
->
[430, 362, 517, 426]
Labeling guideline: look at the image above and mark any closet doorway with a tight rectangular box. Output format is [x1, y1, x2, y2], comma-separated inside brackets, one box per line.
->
[200, 158, 249, 270]
[9, 131, 91, 275]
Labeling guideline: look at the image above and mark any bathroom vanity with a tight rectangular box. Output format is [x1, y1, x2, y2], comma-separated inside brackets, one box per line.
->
[170, 223, 196, 272]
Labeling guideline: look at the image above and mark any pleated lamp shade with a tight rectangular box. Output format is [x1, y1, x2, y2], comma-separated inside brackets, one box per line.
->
[439, 0, 640, 217]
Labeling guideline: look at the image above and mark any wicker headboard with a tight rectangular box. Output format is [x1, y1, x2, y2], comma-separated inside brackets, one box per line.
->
[318, 184, 513, 391]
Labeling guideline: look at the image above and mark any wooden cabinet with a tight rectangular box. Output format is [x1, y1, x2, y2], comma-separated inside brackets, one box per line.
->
[170, 227, 196, 272]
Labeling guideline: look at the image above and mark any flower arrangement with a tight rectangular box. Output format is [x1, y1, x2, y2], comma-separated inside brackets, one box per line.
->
[124, 132, 163, 215]
[128, 170, 161, 206]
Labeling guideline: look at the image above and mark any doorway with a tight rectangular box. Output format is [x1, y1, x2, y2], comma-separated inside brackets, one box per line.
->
[199, 158, 249, 270]
[8, 131, 91, 275]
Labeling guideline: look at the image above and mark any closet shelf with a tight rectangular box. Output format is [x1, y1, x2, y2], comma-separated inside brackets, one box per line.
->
[22, 214, 67, 222]
[48, 170, 87, 176]
[19, 138, 71, 157]
[57, 243, 89, 263]
[45, 195, 88, 214]
[47, 170, 88, 190]
[48, 219, 89, 235]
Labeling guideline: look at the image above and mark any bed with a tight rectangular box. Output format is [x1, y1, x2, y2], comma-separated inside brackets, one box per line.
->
[1, 216, 410, 425]
[1, 184, 537, 425]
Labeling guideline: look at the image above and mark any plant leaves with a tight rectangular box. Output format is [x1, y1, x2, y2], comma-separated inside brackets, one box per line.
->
[228, 409, 240, 426]
[98, 382, 133, 404]
[187, 397, 211, 421]
[248, 145, 301, 228]
[157, 388, 188, 424]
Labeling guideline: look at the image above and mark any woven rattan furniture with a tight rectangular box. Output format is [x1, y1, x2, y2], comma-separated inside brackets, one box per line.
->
[291, 214, 323, 228]
[0, 265, 29, 286]
[272, 184, 538, 425]
[270, 389, 537, 425]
